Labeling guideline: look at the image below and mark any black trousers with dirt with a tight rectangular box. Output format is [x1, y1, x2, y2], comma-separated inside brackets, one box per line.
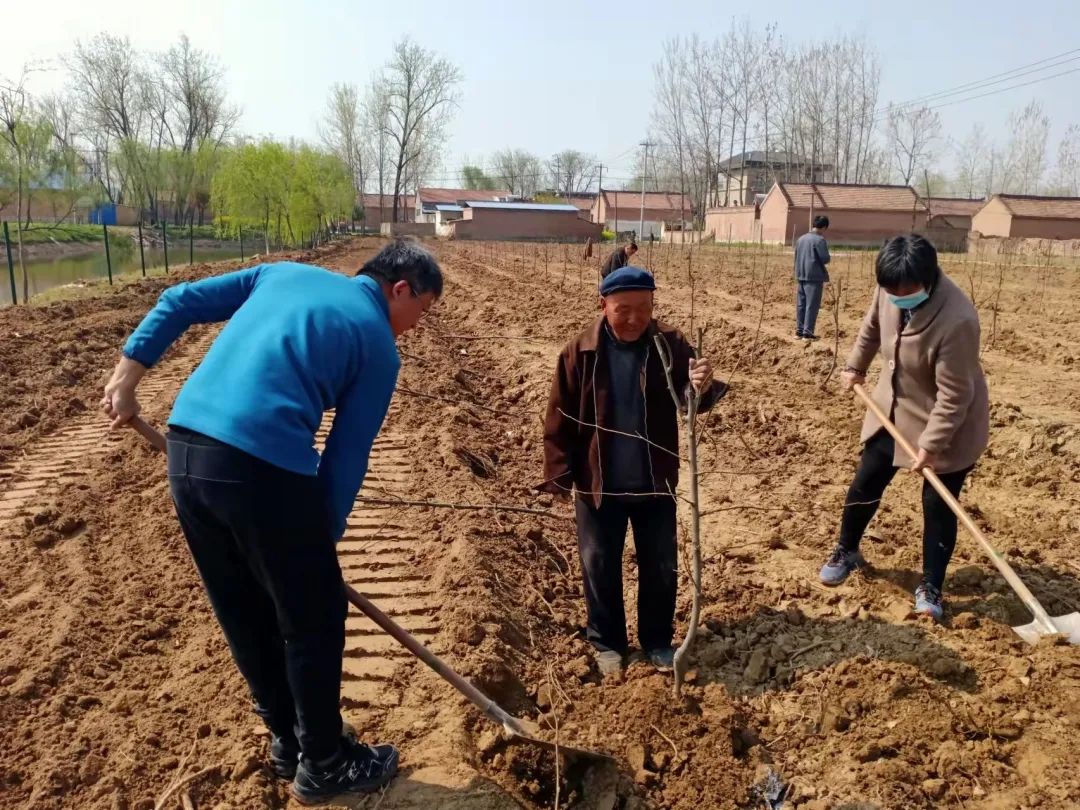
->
[838, 429, 973, 590]
[166, 427, 346, 764]
[575, 495, 677, 654]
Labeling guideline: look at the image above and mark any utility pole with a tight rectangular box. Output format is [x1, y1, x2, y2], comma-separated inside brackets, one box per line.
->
[596, 163, 605, 223]
[638, 141, 654, 240]
[554, 156, 561, 199]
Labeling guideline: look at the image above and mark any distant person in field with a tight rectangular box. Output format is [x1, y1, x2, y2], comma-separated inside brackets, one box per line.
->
[794, 215, 831, 340]
[821, 234, 989, 621]
[101, 239, 441, 805]
[601, 241, 638, 278]
[540, 267, 728, 676]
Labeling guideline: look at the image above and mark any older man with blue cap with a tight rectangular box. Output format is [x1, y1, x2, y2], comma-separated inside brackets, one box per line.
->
[540, 266, 728, 675]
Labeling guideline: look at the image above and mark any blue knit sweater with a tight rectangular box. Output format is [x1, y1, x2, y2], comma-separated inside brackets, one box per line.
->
[123, 262, 400, 539]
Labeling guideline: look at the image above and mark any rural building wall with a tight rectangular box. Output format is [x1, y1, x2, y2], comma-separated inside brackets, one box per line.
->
[602, 217, 664, 239]
[970, 198, 1014, 237]
[361, 205, 413, 230]
[968, 233, 1080, 258]
[918, 225, 969, 252]
[704, 206, 760, 242]
[782, 207, 920, 247]
[451, 208, 602, 241]
[1008, 217, 1080, 240]
[758, 192, 791, 243]
[380, 222, 435, 237]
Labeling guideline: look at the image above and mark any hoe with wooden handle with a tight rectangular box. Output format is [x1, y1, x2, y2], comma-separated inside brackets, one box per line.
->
[128, 415, 613, 762]
[852, 384, 1080, 645]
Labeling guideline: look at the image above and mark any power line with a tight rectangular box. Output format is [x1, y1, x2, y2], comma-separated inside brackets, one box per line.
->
[885, 48, 1080, 113]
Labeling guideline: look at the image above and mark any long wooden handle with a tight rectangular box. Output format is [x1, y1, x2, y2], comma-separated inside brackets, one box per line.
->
[852, 384, 1055, 630]
[125, 416, 527, 734]
[343, 584, 524, 734]
[130, 416, 167, 452]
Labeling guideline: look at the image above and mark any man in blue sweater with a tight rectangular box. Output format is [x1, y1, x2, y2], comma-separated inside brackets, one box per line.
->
[793, 214, 831, 341]
[101, 239, 441, 804]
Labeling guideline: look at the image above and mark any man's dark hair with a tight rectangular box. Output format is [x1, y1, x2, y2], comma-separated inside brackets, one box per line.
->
[875, 234, 940, 289]
[357, 238, 443, 297]
[628, 241, 638, 251]
[813, 215, 829, 230]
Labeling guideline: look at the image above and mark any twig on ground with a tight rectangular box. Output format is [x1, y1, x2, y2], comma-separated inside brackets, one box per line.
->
[651, 724, 680, 760]
[154, 766, 216, 810]
[529, 584, 559, 619]
[546, 662, 563, 809]
[736, 431, 763, 460]
[789, 640, 829, 661]
[181, 793, 196, 810]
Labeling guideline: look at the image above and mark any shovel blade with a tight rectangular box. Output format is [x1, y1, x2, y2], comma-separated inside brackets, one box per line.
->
[1012, 612, 1080, 646]
[502, 720, 614, 763]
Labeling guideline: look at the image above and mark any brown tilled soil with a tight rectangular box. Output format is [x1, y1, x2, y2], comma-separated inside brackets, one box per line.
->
[1, 238, 1079, 810]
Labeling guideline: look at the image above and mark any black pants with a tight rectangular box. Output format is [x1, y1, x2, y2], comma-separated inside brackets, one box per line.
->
[838, 430, 972, 590]
[575, 495, 677, 654]
[167, 427, 346, 763]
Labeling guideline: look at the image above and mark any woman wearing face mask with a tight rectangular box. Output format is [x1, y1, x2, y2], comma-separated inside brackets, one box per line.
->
[819, 234, 989, 620]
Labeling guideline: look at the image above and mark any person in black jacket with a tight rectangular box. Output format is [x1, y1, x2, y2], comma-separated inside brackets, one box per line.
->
[601, 241, 638, 278]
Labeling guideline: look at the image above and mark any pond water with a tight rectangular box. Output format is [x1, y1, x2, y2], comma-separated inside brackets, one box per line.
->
[1, 244, 243, 306]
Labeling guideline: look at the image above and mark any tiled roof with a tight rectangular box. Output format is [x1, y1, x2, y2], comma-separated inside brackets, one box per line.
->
[358, 193, 410, 207]
[994, 194, 1080, 219]
[467, 201, 579, 212]
[417, 187, 511, 205]
[924, 197, 984, 217]
[599, 190, 689, 214]
[777, 183, 924, 212]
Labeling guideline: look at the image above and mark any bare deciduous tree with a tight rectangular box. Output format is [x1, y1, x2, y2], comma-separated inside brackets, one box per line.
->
[376, 38, 462, 222]
[1001, 100, 1050, 194]
[952, 124, 990, 199]
[1051, 123, 1080, 196]
[322, 82, 365, 217]
[886, 104, 942, 186]
[492, 148, 542, 197]
[548, 149, 597, 196]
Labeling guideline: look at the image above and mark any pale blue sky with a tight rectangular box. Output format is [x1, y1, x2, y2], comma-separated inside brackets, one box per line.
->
[5, 0, 1079, 184]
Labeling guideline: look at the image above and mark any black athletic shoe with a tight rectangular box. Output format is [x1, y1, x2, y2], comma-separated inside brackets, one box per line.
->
[290, 739, 399, 805]
[803, 333, 820, 341]
[795, 331, 806, 339]
[269, 721, 358, 780]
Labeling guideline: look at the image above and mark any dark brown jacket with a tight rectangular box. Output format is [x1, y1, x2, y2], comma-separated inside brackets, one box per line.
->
[541, 317, 727, 506]
[601, 247, 630, 278]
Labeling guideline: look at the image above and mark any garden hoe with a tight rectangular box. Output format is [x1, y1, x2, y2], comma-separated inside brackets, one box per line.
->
[127, 416, 613, 762]
[853, 385, 1080, 645]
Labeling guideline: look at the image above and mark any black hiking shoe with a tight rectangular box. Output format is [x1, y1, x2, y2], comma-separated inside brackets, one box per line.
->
[290, 738, 399, 805]
[269, 720, 358, 780]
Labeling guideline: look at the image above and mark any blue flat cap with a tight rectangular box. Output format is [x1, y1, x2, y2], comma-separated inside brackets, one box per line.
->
[600, 266, 656, 296]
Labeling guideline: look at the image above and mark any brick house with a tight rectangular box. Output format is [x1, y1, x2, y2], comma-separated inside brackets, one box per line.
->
[448, 201, 602, 241]
[415, 187, 511, 224]
[716, 151, 832, 207]
[759, 182, 926, 246]
[970, 194, 1080, 240]
[590, 190, 691, 238]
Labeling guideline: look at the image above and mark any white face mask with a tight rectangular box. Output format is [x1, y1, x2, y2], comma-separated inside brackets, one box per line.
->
[887, 289, 930, 310]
